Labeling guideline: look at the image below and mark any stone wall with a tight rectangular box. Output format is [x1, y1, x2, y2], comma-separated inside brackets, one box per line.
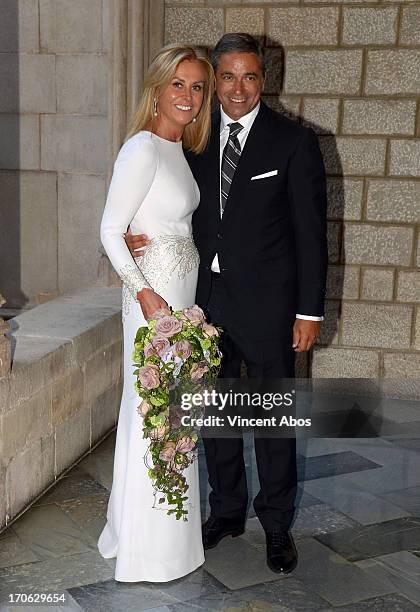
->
[0, 0, 110, 310]
[1, 1, 418, 377]
[0, 287, 122, 530]
[165, 1, 420, 378]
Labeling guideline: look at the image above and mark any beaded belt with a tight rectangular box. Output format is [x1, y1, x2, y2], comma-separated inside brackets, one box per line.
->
[135, 234, 200, 295]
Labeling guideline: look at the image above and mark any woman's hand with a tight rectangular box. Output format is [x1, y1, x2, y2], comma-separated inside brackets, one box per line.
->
[137, 288, 168, 321]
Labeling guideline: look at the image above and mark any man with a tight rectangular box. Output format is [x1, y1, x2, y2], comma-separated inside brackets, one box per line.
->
[127, 33, 328, 573]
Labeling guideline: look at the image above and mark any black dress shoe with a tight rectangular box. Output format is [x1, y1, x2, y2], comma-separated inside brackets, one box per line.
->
[265, 530, 298, 573]
[202, 516, 245, 550]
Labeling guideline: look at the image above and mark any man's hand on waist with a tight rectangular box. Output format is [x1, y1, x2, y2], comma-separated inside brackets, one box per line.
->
[124, 227, 149, 258]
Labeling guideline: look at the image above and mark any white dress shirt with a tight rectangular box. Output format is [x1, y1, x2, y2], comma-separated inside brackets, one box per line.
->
[211, 103, 323, 322]
[211, 103, 260, 273]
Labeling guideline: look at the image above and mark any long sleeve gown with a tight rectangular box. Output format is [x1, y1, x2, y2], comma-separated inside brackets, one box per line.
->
[97, 130, 204, 582]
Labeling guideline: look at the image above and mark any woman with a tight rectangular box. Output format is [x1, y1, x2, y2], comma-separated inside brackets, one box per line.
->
[98, 44, 214, 582]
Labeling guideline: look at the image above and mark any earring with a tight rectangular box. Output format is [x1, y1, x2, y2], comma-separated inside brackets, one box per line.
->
[192, 117, 197, 123]
[153, 98, 158, 116]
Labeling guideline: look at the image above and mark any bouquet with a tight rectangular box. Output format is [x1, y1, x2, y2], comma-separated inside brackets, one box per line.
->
[133, 305, 222, 520]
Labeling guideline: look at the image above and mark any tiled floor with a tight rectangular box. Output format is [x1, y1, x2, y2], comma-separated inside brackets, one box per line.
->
[1, 432, 420, 611]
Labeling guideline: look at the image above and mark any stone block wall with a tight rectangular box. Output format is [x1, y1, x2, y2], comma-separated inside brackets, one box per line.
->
[165, 0, 420, 379]
[0, 287, 122, 530]
[0, 0, 110, 310]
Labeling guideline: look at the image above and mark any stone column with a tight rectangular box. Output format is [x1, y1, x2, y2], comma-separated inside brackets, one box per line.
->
[108, 0, 164, 172]
[108, 0, 128, 173]
[0, 295, 11, 377]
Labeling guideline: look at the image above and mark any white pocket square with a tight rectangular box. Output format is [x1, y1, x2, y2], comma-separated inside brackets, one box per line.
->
[251, 170, 278, 181]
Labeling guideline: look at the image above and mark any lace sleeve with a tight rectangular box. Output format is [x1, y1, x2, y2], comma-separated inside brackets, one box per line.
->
[119, 262, 150, 297]
[100, 135, 158, 298]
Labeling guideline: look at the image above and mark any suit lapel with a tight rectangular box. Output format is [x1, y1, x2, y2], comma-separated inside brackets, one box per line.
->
[221, 105, 268, 225]
[201, 111, 221, 222]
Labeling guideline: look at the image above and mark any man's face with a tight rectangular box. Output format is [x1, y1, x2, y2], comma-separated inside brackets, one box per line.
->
[215, 52, 265, 121]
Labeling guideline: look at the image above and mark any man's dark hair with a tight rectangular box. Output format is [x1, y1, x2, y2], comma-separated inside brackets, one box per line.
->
[210, 33, 266, 75]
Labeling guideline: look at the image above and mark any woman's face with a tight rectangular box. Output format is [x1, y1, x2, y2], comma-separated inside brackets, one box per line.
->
[156, 59, 206, 131]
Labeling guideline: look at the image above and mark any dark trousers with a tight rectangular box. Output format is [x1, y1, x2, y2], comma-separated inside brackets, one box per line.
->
[202, 273, 297, 532]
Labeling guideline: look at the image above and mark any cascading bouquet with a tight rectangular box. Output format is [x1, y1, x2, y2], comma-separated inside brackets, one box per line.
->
[133, 305, 222, 520]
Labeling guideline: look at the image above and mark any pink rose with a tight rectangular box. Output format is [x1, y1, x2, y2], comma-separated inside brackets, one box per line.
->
[155, 316, 182, 338]
[150, 425, 169, 440]
[144, 336, 170, 358]
[182, 305, 206, 326]
[154, 335, 171, 357]
[137, 400, 151, 417]
[150, 307, 171, 320]
[173, 340, 192, 360]
[159, 441, 176, 462]
[176, 437, 196, 453]
[202, 323, 219, 338]
[190, 362, 209, 380]
[169, 406, 184, 429]
[138, 364, 160, 389]
[144, 342, 155, 358]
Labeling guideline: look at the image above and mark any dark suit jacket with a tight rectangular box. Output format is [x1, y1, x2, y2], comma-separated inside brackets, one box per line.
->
[186, 102, 328, 342]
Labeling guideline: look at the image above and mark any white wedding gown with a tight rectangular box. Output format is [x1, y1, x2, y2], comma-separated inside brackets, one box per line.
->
[98, 131, 204, 582]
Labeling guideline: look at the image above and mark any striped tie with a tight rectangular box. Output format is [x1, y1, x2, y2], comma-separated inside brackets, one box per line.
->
[221, 122, 244, 214]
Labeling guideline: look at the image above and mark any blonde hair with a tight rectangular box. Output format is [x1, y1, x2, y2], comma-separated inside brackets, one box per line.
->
[126, 44, 214, 154]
